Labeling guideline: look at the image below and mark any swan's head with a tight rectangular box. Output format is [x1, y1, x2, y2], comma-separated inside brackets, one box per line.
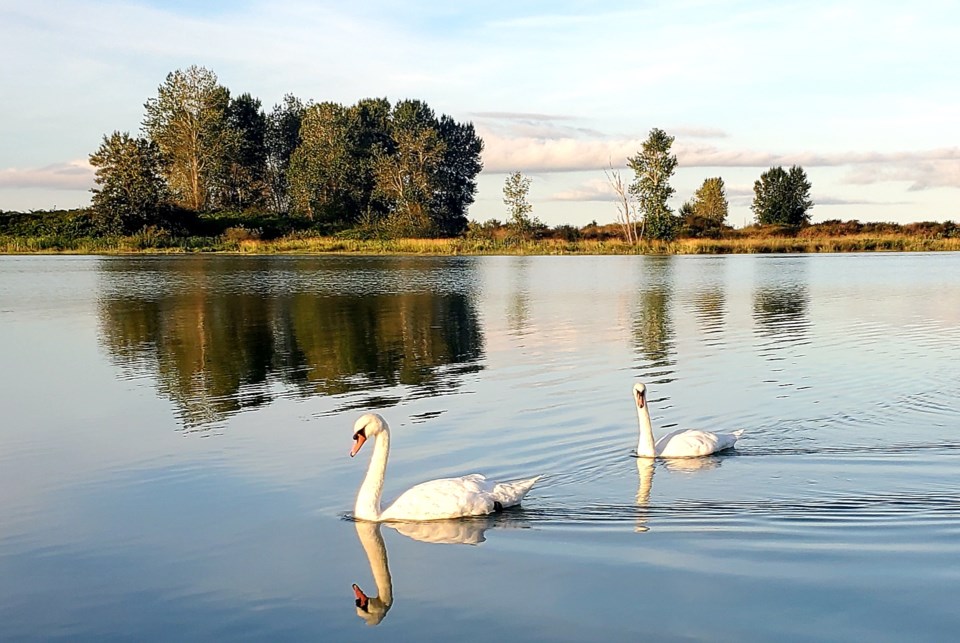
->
[633, 382, 647, 409]
[351, 413, 387, 457]
[352, 582, 391, 626]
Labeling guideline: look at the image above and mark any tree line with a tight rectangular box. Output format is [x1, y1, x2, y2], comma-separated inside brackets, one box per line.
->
[500, 128, 814, 243]
[77, 64, 818, 242]
[89, 65, 483, 237]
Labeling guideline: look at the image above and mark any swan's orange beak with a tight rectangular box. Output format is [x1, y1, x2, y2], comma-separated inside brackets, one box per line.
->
[353, 583, 369, 610]
[350, 433, 367, 457]
[635, 389, 645, 408]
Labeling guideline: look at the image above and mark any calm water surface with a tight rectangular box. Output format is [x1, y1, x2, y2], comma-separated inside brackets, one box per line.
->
[1, 253, 959, 641]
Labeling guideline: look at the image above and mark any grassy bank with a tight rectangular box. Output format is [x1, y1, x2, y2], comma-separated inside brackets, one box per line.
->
[4, 232, 960, 255]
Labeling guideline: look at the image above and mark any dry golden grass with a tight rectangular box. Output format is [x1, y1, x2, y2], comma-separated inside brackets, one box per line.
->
[3, 232, 960, 255]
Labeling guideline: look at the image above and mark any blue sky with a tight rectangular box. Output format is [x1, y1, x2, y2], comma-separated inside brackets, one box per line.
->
[1, 0, 958, 226]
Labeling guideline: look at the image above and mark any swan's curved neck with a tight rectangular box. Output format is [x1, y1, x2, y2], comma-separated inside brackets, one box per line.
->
[356, 428, 390, 521]
[636, 401, 656, 457]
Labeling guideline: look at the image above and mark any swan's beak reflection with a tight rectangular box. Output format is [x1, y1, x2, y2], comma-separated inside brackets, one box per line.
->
[353, 522, 394, 626]
[353, 583, 369, 611]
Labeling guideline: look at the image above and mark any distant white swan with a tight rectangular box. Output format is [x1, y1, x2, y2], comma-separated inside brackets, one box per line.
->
[633, 383, 743, 458]
[350, 413, 541, 521]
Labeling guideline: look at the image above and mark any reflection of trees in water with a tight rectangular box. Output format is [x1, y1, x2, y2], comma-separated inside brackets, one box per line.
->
[506, 257, 531, 334]
[693, 289, 725, 335]
[632, 257, 676, 372]
[287, 292, 483, 396]
[98, 261, 484, 430]
[752, 258, 810, 339]
[100, 293, 277, 427]
[690, 259, 727, 335]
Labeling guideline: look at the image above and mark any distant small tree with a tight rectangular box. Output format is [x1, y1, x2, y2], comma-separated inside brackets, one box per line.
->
[752, 165, 813, 226]
[628, 128, 679, 240]
[606, 164, 641, 244]
[682, 177, 728, 237]
[692, 177, 728, 226]
[503, 171, 541, 240]
[89, 131, 170, 234]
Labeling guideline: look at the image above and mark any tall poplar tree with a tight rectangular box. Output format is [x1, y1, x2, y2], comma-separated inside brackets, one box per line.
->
[142, 65, 231, 211]
[628, 128, 679, 240]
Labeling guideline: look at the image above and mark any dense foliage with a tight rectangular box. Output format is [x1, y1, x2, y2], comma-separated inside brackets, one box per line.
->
[89, 66, 483, 238]
[89, 132, 172, 234]
[752, 165, 813, 226]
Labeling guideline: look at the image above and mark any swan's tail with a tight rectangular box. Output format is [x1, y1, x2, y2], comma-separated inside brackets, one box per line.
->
[491, 475, 542, 508]
[732, 429, 745, 438]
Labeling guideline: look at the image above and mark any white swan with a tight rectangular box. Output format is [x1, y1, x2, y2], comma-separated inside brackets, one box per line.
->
[633, 382, 743, 458]
[350, 413, 541, 521]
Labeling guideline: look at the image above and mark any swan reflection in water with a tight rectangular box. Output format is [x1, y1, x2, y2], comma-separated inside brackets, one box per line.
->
[352, 513, 519, 626]
[635, 455, 722, 533]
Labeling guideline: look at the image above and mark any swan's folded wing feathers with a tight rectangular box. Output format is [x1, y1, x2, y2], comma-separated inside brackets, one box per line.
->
[656, 430, 740, 457]
[380, 475, 496, 521]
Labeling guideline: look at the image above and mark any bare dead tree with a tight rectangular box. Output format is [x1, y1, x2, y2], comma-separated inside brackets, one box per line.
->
[605, 163, 642, 245]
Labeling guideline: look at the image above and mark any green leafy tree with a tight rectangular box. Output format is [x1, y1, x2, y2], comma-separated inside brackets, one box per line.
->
[628, 128, 679, 240]
[432, 116, 484, 236]
[374, 100, 446, 237]
[752, 165, 813, 226]
[142, 65, 232, 212]
[692, 177, 728, 225]
[682, 177, 728, 237]
[287, 101, 354, 223]
[218, 92, 267, 210]
[88, 131, 170, 234]
[503, 171, 540, 240]
[265, 94, 305, 213]
[345, 97, 393, 222]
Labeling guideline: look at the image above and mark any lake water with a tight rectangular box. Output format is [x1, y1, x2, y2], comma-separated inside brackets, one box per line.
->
[1, 253, 959, 642]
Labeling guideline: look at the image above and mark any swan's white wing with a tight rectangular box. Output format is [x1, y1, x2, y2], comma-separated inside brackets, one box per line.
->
[656, 429, 742, 457]
[380, 474, 497, 521]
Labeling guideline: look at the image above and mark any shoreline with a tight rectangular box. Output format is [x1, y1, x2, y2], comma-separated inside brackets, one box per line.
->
[3, 234, 960, 256]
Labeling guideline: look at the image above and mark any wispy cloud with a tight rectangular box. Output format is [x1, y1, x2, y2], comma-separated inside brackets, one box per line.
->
[481, 128, 960, 193]
[0, 161, 94, 190]
[550, 179, 616, 202]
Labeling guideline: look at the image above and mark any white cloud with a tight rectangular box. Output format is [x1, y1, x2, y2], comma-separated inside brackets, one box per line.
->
[0, 161, 94, 190]
[550, 179, 617, 202]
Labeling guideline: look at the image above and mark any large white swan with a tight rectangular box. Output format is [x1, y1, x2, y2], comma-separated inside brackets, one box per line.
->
[350, 413, 541, 521]
[634, 382, 743, 458]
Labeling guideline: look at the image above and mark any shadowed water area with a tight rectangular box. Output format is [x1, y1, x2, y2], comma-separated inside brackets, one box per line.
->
[1, 253, 959, 641]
